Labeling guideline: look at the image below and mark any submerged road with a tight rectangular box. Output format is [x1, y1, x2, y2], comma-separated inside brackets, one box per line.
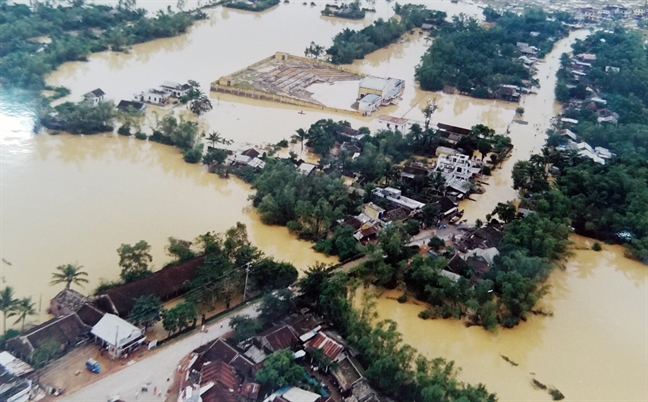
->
[61, 303, 260, 402]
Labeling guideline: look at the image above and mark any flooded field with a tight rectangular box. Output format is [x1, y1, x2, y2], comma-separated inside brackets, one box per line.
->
[369, 235, 648, 401]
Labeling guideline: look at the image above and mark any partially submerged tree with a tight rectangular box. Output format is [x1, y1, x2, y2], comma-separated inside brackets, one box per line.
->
[50, 263, 89, 290]
[117, 241, 153, 283]
[0, 287, 18, 334]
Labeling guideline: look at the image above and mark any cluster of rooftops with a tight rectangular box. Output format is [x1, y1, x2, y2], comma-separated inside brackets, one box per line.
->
[180, 310, 387, 402]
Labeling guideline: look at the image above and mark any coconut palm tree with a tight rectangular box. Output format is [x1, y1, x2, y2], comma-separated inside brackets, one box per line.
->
[0, 287, 18, 334]
[292, 128, 307, 152]
[50, 263, 89, 290]
[206, 131, 232, 148]
[13, 297, 36, 331]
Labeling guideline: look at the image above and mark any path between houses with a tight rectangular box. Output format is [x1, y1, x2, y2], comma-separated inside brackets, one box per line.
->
[59, 303, 260, 402]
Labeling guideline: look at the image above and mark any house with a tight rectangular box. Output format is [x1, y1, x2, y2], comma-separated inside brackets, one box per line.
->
[134, 89, 170, 106]
[358, 94, 382, 115]
[5, 313, 91, 359]
[83, 88, 106, 107]
[297, 162, 316, 176]
[116, 100, 147, 112]
[353, 222, 381, 243]
[199, 339, 255, 376]
[91, 313, 145, 358]
[304, 332, 345, 362]
[401, 164, 432, 180]
[0, 366, 31, 402]
[200, 360, 239, 391]
[357, 76, 405, 105]
[96, 256, 205, 317]
[0, 353, 33, 378]
[362, 203, 384, 221]
[559, 129, 577, 141]
[496, 85, 521, 102]
[263, 386, 329, 402]
[372, 187, 425, 211]
[282, 314, 322, 342]
[576, 53, 596, 62]
[377, 115, 408, 132]
[332, 355, 364, 392]
[160, 81, 192, 98]
[259, 325, 299, 352]
[435, 146, 459, 157]
[240, 381, 260, 401]
[436, 123, 471, 137]
[460, 225, 503, 250]
[436, 196, 458, 217]
[49, 288, 91, 316]
[436, 154, 478, 181]
[382, 208, 409, 223]
[463, 247, 500, 266]
[446, 178, 472, 198]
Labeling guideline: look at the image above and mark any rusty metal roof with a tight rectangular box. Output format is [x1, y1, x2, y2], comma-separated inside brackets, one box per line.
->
[200, 360, 239, 391]
[305, 332, 344, 361]
[262, 325, 298, 352]
[240, 381, 260, 400]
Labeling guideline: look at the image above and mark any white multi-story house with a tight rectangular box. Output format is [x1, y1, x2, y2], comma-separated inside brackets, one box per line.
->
[436, 154, 479, 181]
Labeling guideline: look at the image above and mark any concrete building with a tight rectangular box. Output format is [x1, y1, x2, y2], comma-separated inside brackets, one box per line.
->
[134, 89, 170, 106]
[436, 154, 478, 181]
[372, 187, 425, 211]
[358, 94, 382, 115]
[91, 314, 145, 358]
[357, 76, 405, 105]
[377, 115, 408, 132]
[160, 81, 191, 97]
[83, 88, 106, 107]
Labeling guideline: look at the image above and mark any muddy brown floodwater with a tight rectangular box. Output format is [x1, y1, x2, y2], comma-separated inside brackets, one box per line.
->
[369, 236, 648, 401]
[1, 1, 646, 399]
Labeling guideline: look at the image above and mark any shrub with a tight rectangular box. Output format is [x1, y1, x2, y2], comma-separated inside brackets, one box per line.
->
[183, 145, 203, 164]
[117, 125, 131, 136]
[276, 139, 288, 147]
[134, 132, 147, 140]
[397, 293, 407, 303]
[418, 309, 433, 319]
[592, 242, 602, 251]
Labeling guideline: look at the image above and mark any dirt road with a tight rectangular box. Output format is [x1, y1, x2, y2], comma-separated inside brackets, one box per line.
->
[61, 303, 260, 402]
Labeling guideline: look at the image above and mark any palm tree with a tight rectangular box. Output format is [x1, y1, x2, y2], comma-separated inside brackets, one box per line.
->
[13, 297, 36, 331]
[206, 131, 232, 148]
[50, 263, 89, 290]
[292, 128, 307, 152]
[0, 287, 18, 334]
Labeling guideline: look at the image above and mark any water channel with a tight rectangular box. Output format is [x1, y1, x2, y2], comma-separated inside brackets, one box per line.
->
[1, 1, 646, 399]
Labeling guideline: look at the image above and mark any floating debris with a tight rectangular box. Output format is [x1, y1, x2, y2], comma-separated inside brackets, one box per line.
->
[500, 355, 519, 367]
[549, 387, 565, 400]
[1, 258, 12, 266]
[532, 379, 547, 390]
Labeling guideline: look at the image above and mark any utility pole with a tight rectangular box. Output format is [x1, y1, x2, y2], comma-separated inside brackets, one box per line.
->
[243, 263, 252, 300]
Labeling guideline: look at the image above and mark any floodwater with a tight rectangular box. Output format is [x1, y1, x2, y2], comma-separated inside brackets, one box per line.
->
[0, 130, 336, 324]
[1, 0, 486, 326]
[2, 1, 646, 398]
[368, 235, 648, 400]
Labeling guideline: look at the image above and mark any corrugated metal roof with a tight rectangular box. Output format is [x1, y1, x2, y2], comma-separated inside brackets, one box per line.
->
[201, 360, 239, 390]
[0, 352, 33, 377]
[263, 326, 298, 352]
[305, 332, 344, 361]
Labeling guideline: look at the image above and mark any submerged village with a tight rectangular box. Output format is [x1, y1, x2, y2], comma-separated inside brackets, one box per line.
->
[1, 0, 648, 402]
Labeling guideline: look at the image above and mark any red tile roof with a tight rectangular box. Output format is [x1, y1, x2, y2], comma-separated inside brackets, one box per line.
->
[305, 332, 344, 361]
